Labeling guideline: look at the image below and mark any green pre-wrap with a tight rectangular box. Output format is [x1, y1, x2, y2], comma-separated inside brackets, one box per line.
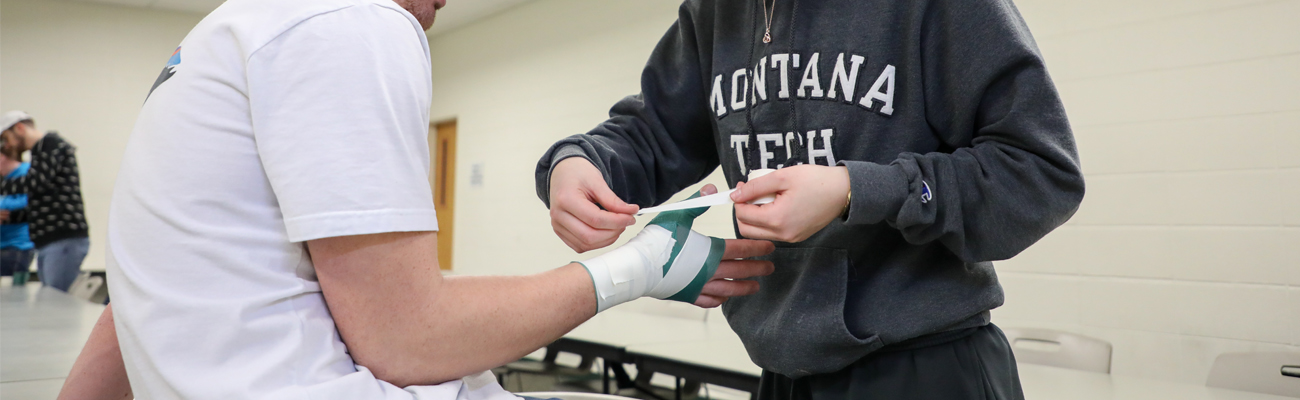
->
[576, 189, 728, 312]
[646, 191, 727, 303]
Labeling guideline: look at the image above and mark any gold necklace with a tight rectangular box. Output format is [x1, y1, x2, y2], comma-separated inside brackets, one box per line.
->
[761, 0, 774, 43]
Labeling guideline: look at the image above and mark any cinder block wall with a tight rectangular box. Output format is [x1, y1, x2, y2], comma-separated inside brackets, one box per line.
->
[994, 0, 1300, 383]
[431, 0, 1300, 384]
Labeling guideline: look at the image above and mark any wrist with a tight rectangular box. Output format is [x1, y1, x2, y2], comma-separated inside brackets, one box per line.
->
[578, 226, 674, 312]
[838, 161, 908, 225]
[578, 220, 724, 312]
[544, 146, 595, 207]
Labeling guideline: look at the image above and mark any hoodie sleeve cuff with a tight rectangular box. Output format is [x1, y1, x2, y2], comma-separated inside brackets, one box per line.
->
[540, 144, 596, 208]
[839, 160, 908, 225]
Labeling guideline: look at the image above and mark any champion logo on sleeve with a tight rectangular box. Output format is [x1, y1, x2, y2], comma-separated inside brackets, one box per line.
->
[146, 46, 182, 100]
[920, 181, 933, 204]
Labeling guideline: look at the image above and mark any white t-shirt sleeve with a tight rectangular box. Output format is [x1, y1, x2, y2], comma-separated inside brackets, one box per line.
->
[247, 4, 437, 243]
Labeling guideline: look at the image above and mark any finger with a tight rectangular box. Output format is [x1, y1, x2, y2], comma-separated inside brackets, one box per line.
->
[589, 182, 639, 215]
[587, 234, 620, 251]
[564, 194, 636, 230]
[721, 239, 775, 259]
[712, 259, 775, 280]
[735, 219, 783, 242]
[733, 202, 780, 230]
[693, 294, 726, 308]
[552, 217, 588, 252]
[554, 211, 623, 252]
[730, 170, 785, 203]
[557, 223, 620, 253]
[700, 184, 718, 196]
[700, 279, 761, 298]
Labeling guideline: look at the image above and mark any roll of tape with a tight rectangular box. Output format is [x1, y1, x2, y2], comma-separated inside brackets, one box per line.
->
[748, 168, 777, 205]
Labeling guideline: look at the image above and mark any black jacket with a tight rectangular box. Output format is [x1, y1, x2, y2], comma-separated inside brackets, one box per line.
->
[536, 0, 1084, 378]
[0, 132, 89, 247]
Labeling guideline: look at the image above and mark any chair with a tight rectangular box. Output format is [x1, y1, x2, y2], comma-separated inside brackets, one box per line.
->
[493, 345, 603, 392]
[1206, 351, 1300, 397]
[67, 273, 108, 304]
[1001, 327, 1112, 373]
[515, 392, 637, 400]
[499, 301, 708, 393]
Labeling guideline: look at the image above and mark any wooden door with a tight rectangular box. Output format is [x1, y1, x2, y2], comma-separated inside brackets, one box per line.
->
[431, 121, 456, 270]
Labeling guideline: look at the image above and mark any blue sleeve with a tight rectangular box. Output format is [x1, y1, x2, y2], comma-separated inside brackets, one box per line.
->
[0, 194, 27, 210]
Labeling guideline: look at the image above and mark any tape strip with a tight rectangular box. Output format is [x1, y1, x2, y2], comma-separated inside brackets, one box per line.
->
[645, 190, 727, 303]
[636, 189, 737, 216]
[648, 229, 711, 299]
[647, 191, 710, 276]
[665, 236, 725, 303]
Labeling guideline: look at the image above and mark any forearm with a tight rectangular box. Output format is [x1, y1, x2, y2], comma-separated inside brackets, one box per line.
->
[313, 228, 761, 388]
[889, 0, 1082, 261]
[402, 264, 595, 383]
[840, 143, 1083, 262]
[58, 304, 132, 400]
[313, 231, 597, 387]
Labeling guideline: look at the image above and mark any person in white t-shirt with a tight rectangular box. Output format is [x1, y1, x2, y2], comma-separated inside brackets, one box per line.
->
[54, 0, 775, 399]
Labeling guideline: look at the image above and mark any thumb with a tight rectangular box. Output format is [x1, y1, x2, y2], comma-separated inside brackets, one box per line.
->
[730, 173, 783, 203]
[677, 183, 725, 219]
[699, 184, 718, 196]
[589, 180, 639, 215]
[648, 187, 712, 228]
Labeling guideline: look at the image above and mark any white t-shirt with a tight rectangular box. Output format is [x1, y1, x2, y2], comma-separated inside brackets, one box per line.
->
[107, 1, 514, 399]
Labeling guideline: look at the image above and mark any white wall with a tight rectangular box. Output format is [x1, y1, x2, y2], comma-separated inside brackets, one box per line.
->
[995, 0, 1300, 384]
[428, 0, 734, 279]
[0, 0, 203, 272]
[430, 0, 1300, 385]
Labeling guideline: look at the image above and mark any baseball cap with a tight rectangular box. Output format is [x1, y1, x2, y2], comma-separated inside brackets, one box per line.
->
[1, 110, 33, 131]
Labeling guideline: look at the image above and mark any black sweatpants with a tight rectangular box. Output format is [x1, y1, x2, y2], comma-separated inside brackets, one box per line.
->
[756, 324, 1024, 400]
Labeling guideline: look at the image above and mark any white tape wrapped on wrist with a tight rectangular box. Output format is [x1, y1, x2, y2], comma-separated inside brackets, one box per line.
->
[580, 225, 715, 312]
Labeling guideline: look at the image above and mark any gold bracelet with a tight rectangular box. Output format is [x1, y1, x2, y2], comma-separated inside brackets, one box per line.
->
[840, 188, 852, 219]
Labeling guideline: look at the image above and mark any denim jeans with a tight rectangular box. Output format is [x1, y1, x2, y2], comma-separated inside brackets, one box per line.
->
[37, 237, 90, 292]
[1, 248, 36, 277]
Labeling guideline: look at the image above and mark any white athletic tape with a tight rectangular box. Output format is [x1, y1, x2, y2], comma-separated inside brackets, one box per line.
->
[636, 189, 736, 215]
[635, 169, 778, 216]
[644, 229, 712, 299]
[579, 224, 718, 312]
[580, 225, 673, 312]
[747, 168, 777, 205]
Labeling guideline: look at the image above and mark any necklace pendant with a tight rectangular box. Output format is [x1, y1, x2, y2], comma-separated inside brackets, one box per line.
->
[762, 31, 772, 44]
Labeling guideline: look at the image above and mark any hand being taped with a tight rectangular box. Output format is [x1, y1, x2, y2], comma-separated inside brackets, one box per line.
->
[579, 186, 774, 312]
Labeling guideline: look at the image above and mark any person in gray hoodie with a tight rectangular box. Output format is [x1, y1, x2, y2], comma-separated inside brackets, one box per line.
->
[535, 0, 1085, 398]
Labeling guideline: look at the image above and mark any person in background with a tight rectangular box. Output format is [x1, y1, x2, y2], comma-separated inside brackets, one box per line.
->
[535, 0, 1085, 398]
[0, 111, 90, 292]
[1, 149, 36, 285]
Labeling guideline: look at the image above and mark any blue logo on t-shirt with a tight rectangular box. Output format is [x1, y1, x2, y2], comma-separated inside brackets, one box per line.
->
[920, 181, 933, 204]
[146, 46, 182, 100]
[166, 48, 182, 69]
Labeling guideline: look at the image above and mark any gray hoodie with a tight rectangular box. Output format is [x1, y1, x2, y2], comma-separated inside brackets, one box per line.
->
[535, 0, 1084, 378]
